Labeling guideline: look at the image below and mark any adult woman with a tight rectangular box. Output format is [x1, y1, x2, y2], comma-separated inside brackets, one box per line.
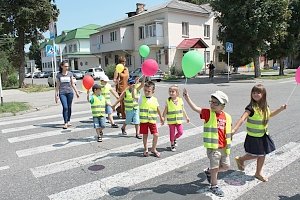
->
[55, 60, 80, 129]
[113, 56, 129, 119]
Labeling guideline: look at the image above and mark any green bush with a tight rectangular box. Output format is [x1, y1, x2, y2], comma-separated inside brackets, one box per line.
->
[170, 66, 184, 77]
[104, 64, 116, 79]
[4, 73, 18, 88]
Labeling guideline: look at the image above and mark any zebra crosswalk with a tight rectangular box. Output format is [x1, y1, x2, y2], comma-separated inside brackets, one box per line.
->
[0, 110, 299, 200]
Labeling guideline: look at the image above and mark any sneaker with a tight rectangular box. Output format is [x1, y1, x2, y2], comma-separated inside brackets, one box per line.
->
[204, 168, 211, 183]
[97, 135, 102, 142]
[210, 186, 224, 197]
[111, 124, 119, 128]
[171, 145, 176, 152]
[174, 139, 178, 147]
[121, 128, 127, 135]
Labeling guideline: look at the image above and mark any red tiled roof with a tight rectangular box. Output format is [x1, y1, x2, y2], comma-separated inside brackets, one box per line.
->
[177, 38, 209, 49]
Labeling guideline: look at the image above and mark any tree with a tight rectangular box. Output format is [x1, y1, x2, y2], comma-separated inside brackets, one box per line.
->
[210, 0, 290, 77]
[1, 0, 58, 87]
[267, 0, 300, 74]
[28, 38, 43, 70]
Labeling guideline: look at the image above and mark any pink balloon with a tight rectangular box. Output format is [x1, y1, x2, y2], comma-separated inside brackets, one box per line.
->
[295, 66, 300, 84]
[141, 59, 159, 76]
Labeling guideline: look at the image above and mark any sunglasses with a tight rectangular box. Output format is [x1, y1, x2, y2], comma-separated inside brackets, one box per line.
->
[209, 100, 222, 106]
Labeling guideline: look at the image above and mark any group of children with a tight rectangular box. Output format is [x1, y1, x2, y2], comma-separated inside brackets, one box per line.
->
[87, 76, 287, 197]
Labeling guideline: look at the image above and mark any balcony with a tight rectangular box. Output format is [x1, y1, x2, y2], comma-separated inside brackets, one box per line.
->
[143, 36, 164, 47]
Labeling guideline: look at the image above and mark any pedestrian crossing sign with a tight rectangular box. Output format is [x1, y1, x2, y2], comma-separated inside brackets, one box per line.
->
[46, 45, 57, 57]
[226, 42, 233, 53]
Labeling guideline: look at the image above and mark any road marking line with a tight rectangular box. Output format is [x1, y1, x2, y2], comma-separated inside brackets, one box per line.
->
[16, 124, 164, 157]
[31, 126, 203, 178]
[279, 80, 295, 84]
[199, 142, 300, 200]
[8, 126, 92, 143]
[0, 165, 10, 171]
[47, 132, 247, 200]
[0, 110, 90, 126]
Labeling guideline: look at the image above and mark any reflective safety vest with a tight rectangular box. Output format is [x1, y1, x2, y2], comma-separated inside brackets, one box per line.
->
[101, 84, 111, 103]
[90, 95, 106, 117]
[124, 89, 139, 111]
[139, 96, 158, 123]
[203, 110, 232, 155]
[166, 98, 183, 124]
[246, 107, 270, 137]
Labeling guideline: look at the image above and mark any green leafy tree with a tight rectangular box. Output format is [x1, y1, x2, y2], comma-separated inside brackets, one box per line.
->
[1, 0, 58, 87]
[210, 0, 290, 77]
[267, 0, 300, 74]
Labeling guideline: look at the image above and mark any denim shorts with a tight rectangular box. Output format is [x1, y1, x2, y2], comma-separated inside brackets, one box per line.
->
[105, 105, 113, 115]
[93, 116, 106, 128]
[125, 109, 140, 125]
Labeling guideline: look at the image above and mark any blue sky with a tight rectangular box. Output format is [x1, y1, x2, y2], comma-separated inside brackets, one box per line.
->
[50, 0, 169, 36]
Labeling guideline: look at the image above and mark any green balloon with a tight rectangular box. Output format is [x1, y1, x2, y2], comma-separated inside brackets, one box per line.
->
[139, 45, 150, 58]
[182, 50, 204, 78]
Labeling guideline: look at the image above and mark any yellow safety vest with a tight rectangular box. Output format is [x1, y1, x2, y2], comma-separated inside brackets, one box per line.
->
[203, 110, 232, 155]
[90, 94, 106, 117]
[101, 84, 111, 103]
[246, 106, 270, 137]
[139, 96, 158, 123]
[124, 89, 139, 111]
[166, 98, 184, 124]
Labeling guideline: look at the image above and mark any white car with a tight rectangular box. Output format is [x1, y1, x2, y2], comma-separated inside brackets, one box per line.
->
[86, 67, 106, 80]
[47, 72, 77, 87]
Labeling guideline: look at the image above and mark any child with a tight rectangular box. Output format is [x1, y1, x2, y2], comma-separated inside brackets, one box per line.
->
[183, 89, 232, 197]
[100, 75, 119, 128]
[232, 84, 287, 182]
[139, 81, 163, 158]
[162, 85, 190, 151]
[87, 84, 110, 142]
[112, 76, 145, 139]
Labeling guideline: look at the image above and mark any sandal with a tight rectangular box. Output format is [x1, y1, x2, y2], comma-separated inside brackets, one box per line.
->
[63, 124, 68, 129]
[255, 174, 268, 182]
[235, 156, 245, 171]
[97, 135, 102, 142]
[151, 150, 161, 158]
[210, 186, 224, 197]
[135, 134, 142, 139]
[143, 151, 149, 157]
[121, 128, 127, 135]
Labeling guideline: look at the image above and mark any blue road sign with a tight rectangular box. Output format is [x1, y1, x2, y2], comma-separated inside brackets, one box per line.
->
[46, 45, 56, 57]
[226, 42, 233, 53]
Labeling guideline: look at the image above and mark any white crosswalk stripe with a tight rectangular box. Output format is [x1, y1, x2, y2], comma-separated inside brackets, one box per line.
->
[0, 111, 298, 200]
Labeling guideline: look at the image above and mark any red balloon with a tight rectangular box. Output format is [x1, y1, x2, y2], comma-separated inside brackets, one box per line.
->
[82, 75, 94, 90]
[141, 59, 159, 76]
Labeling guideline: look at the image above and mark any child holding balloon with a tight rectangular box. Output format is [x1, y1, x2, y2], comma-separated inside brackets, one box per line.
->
[232, 84, 287, 182]
[162, 85, 190, 152]
[112, 76, 145, 139]
[87, 84, 111, 142]
[183, 88, 232, 197]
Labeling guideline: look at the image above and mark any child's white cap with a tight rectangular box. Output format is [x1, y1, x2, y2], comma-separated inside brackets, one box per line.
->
[100, 75, 109, 82]
[211, 90, 229, 104]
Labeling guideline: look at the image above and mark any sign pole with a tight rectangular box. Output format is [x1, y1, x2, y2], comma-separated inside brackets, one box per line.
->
[31, 61, 33, 85]
[227, 52, 230, 82]
[53, 39, 57, 88]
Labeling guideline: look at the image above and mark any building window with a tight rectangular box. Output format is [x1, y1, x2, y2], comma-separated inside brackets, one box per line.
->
[205, 51, 210, 64]
[101, 35, 104, 44]
[125, 55, 132, 66]
[182, 22, 189, 37]
[145, 24, 156, 38]
[73, 44, 77, 52]
[204, 25, 210, 38]
[110, 31, 117, 42]
[114, 55, 119, 64]
[139, 26, 145, 39]
[68, 45, 72, 53]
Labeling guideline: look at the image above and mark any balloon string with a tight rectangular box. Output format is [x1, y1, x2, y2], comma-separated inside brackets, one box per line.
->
[286, 84, 297, 105]
[136, 74, 144, 82]
[185, 77, 187, 85]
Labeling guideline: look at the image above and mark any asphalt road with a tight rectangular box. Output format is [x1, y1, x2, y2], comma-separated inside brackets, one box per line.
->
[0, 77, 299, 200]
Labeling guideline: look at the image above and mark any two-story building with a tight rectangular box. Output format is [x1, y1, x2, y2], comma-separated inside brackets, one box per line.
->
[90, 0, 226, 74]
[40, 24, 101, 72]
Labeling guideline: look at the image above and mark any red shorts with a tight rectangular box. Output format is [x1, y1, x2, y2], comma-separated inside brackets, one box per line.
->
[140, 123, 158, 134]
